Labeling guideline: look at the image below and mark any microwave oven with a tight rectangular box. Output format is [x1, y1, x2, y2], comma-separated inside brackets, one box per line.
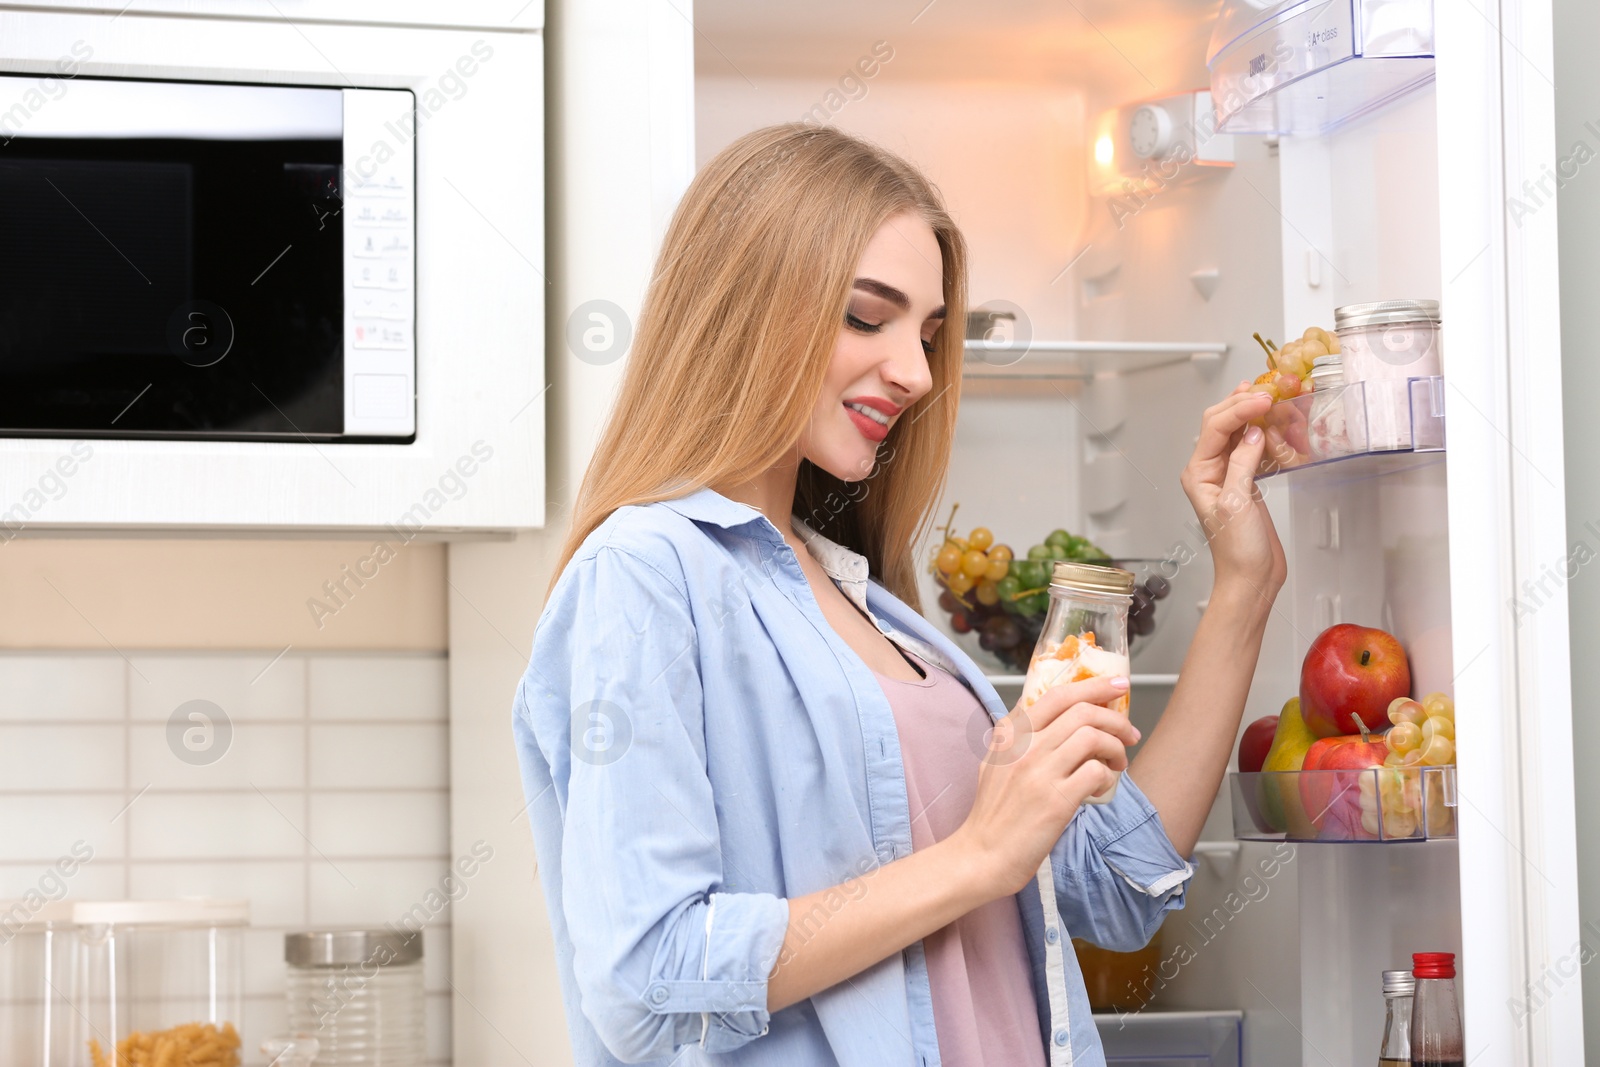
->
[0, 76, 416, 441]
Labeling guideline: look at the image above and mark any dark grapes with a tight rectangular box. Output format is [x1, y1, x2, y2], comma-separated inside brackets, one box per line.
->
[938, 590, 959, 613]
[952, 612, 971, 634]
[1145, 575, 1171, 600]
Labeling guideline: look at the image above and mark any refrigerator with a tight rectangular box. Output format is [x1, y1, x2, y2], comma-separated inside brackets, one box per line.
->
[689, 0, 1581, 1063]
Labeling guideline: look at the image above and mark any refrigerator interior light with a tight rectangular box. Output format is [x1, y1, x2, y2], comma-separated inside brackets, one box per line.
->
[1090, 89, 1234, 200]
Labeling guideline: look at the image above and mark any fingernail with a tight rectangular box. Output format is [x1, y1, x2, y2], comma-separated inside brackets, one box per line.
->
[1245, 425, 1263, 443]
[1132, 727, 1143, 742]
[1110, 676, 1130, 690]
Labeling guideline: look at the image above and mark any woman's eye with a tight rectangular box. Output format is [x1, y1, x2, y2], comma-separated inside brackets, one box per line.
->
[922, 338, 937, 356]
[845, 311, 883, 333]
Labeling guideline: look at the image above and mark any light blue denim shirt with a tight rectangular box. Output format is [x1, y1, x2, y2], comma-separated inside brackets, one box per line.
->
[512, 486, 1194, 1066]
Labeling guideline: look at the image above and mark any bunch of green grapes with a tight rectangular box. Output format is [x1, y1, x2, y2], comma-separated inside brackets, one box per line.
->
[1361, 693, 1457, 838]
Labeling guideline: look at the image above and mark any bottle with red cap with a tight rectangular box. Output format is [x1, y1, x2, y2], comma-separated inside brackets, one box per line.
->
[1409, 951, 1463, 1067]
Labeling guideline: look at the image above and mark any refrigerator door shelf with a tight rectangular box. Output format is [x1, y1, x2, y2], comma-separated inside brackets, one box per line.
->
[1207, 0, 1435, 135]
[1255, 374, 1446, 479]
[1231, 765, 1457, 843]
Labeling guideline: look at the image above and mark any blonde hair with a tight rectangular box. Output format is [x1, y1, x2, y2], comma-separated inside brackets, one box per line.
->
[546, 123, 967, 613]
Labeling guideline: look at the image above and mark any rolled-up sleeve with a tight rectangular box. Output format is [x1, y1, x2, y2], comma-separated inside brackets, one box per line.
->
[516, 544, 791, 1062]
[1049, 770, 1193, 952]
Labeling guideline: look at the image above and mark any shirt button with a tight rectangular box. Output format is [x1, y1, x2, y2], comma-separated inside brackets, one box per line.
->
[1045, 926, 1060, 945]
[650, 984, 669, 1004]
[1053, 1028, 1070, 1047]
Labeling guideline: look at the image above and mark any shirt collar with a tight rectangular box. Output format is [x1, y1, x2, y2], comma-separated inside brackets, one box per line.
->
[656, 486, 870, 585]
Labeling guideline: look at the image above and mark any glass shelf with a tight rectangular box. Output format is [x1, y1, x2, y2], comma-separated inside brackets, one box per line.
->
[1208, 0, 1435, 136]
[1231, 765, 1456, 842]
[962, 339, 1228, 381]
[1256, 374, 1444, 479]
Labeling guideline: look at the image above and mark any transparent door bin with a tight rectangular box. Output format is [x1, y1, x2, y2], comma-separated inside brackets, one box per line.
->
[1230, 765, 1457, 842]
[1255, 374, 1444, 478]
[1208, 0, 1435, 135]
[1093, 1009, 1243, 1066]
[68, 899, 248, 1067]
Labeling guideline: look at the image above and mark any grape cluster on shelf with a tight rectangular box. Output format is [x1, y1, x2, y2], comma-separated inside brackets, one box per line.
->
[927, 504, 1169, 672]
[1357, 692, 1457, 838]
[1248, 324, 1339, 405]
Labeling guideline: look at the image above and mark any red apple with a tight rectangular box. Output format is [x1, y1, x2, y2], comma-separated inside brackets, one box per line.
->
[1299, 623, 1411, 738]
[1298, 734, 1389, 839]
[1237, 715, 1278, 774]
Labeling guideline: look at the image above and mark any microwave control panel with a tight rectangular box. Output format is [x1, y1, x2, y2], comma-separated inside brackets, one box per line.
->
[342, 89, 417, 438]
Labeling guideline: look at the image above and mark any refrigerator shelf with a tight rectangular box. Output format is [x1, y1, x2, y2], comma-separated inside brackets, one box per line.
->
[1230, 765, 1457, 843]
[962, 339, 1228, 381]
[1255, 374, 1444, 479]
[1207, 0, 1435, 136]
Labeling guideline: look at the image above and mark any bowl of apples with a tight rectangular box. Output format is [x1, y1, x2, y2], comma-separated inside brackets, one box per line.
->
[927, 505, 1173, 674]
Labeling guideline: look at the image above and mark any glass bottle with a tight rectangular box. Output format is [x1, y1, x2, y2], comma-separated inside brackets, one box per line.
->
[1379, 968, 1414, 1067]
[1017, 561, 1134, 805]
[1409, 951, 1464, 1067]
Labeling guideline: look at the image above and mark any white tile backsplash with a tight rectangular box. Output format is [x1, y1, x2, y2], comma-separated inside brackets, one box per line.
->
[128, 653, 307, 721]
[0, 723, 124, 789]
[128, 860, 308, 927]
[129, 791, 311, 859]
[309, 791, 450, 857]
[0, 651, 451, 1066]
[0, 794, 126, 861]
[309, 655, 448, 720]
[0, 654, 125, 720]
[129, 722, 307, 791]
[307, 858, 456, 928]
[308, 723, 449, 789]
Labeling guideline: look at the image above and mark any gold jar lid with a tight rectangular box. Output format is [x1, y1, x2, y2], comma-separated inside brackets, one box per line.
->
[1048, 561, 1135, 596]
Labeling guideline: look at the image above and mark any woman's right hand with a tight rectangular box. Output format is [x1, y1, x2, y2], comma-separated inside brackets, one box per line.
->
[952, 676, 1139, 898]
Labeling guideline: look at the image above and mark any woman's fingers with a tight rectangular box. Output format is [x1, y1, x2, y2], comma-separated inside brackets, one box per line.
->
[1012, 675, 1130, 734]
[1046, 719, 1131, 777]
[1194, 391, 1272, 463]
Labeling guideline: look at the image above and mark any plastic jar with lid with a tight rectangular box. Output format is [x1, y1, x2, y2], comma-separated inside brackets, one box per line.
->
[68, 898, 248, 1067]
[1335, 299, 1442, 449]
[1306, 353, 1353, 460]
[0, 900, 74, 1066]
[286, 929, 424, 1066]
[1017, 561, 1134, 806]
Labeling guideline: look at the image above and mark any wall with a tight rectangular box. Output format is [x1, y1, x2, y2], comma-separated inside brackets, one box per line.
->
[1555, 0, 1600, 1058]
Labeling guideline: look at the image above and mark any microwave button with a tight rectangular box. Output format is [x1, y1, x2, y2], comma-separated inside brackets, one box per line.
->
[351, 319, 410, 350]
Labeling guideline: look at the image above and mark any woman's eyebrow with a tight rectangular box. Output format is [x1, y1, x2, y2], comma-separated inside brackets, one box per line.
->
[853, 277, 944, 319]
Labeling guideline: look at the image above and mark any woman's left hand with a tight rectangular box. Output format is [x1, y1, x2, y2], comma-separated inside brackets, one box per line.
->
[1179, 382, 1287, 597]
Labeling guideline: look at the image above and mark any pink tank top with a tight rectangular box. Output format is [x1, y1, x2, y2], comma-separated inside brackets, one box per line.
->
[870, 646, 1048, 1067]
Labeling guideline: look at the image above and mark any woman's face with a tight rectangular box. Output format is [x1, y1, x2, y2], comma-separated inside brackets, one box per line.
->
[802, 210, 945, 482]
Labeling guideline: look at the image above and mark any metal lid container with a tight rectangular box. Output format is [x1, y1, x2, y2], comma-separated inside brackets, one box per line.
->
[1048, 561, 1135, 596]
[1334, 299, 1442, 329]
[1383, 968, 1417, 996]
[286, 930, 423, 968]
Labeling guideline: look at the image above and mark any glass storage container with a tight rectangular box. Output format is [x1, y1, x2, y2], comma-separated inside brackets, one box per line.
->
[1335, 299, 1443, 450]
[68, 899, 247, 1067]
[1017, 562, 1134, 806]
[0, 900, 74, 1067]
[286, 930, 424, 1067]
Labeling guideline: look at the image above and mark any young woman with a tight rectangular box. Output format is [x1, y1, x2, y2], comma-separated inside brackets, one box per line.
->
[514, 123, 1284, 1067]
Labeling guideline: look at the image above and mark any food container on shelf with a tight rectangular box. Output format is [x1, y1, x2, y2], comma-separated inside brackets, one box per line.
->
[68, 899, 248, 1067]
[1017, 562, 1133, 806]
[1229, 765, 1457, 842]
[0, 900, 75, 1067]
[1207, 0, 1435, 135]
[1335, 299, 1443, 450]
[286, 930, 424, 1067]
[1257, 375, 1445, 476]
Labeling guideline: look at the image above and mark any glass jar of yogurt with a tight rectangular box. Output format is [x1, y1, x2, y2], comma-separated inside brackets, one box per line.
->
[1018, 561, 1134, 805]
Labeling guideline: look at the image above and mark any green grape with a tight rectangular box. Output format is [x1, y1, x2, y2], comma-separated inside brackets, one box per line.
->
[1020, 591, 1050, 615]
[1026, 543, 1052, 562]
[1046, 544, 1067, 561]
[996, 575, 1022, 601]
[1046, 529, 1072, 549]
